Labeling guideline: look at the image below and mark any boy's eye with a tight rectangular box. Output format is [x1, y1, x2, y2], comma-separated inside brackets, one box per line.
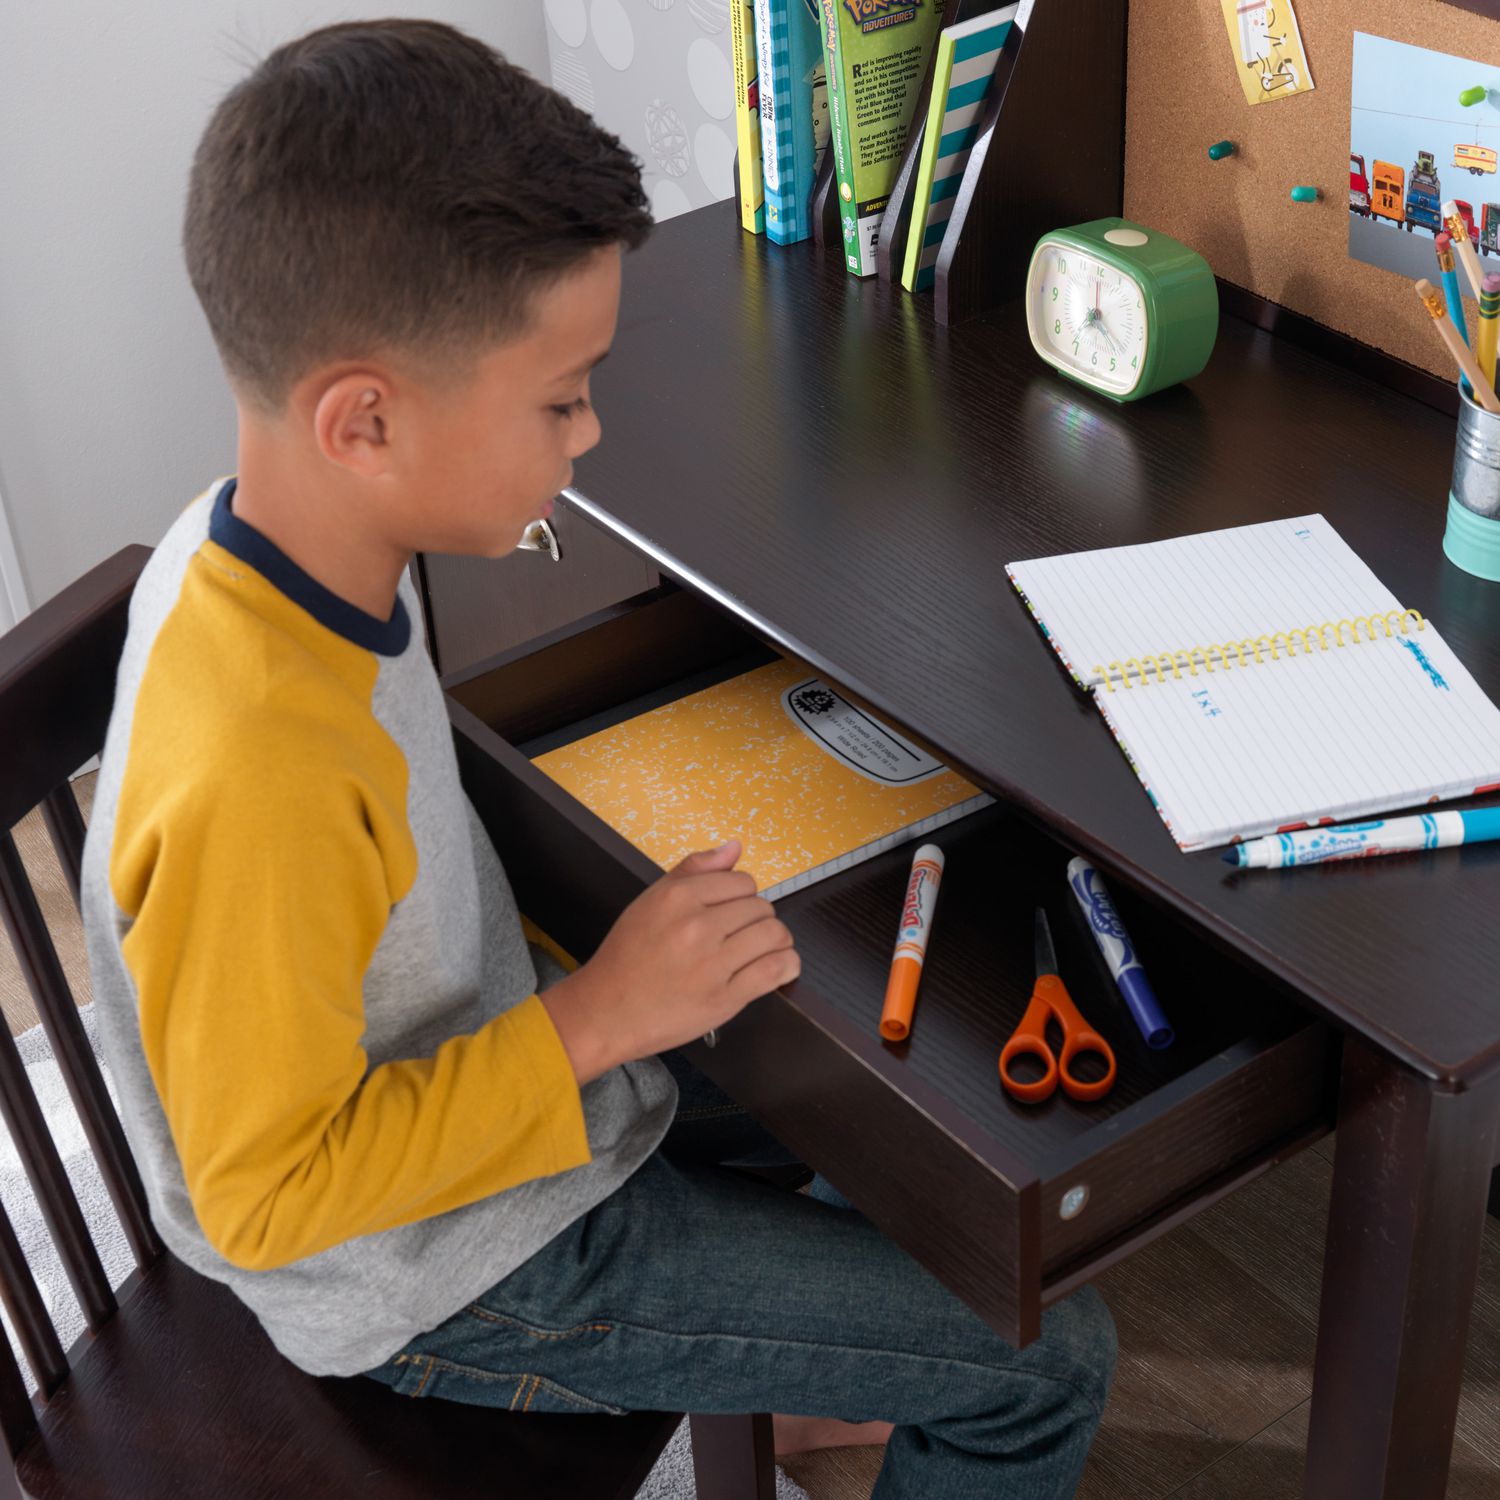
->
[550, 396, 591, 419]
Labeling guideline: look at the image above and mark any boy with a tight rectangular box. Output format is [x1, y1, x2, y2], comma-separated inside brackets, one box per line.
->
[81, 20, 1115, 1495]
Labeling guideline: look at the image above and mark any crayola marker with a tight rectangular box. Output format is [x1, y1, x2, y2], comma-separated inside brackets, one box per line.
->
[1066, 856, 1174, 1050]
[879, 844, 945, 1042]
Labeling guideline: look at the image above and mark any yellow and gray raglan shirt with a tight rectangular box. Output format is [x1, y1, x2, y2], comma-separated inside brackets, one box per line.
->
[80, 478, 675, 1377]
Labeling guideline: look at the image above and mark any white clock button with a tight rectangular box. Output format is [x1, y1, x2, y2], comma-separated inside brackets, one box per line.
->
[1104, 227, 1149, 247]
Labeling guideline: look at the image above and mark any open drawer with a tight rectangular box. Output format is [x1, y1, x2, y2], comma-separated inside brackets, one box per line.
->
[444, 587, 1337, 1348]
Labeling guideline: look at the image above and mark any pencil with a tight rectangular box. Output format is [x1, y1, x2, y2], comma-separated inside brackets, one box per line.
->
[1481, 272, 1500, 392]
[1435, 233, 1470, 345]
[1442, 201, 1487, 301]
[1416, 278, 1500, 412]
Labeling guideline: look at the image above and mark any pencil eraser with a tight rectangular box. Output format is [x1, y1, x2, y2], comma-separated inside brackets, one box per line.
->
[1207, 140, 1234, 160]
[1461, 86, 1487, 107]
[1485, 273, 1500, 294]
[1290, 185, 1318, 203]
[1437, 231, 1453, 250]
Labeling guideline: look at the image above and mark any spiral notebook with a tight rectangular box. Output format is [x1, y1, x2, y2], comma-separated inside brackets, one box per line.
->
[1007, 515, 1500, 852]
[532, 656, 992, 899]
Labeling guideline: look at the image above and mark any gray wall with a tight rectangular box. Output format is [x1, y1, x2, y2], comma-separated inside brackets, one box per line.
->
[0, 3, 551, 613]
[541, 0, 738, 224]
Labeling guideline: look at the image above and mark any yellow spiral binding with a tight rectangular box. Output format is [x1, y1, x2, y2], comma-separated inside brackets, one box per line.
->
[1093, 609, 1425, 691]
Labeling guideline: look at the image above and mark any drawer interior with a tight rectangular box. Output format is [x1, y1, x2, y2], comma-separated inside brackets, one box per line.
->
[447, 588, 1333, 1343]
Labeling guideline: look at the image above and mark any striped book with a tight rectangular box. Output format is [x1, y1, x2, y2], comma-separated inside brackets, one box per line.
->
[754, 0, 828, 245]
[901, 7, 1019, 294]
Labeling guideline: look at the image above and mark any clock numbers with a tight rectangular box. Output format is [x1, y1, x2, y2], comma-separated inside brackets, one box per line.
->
[1033, 243, 1150, 393]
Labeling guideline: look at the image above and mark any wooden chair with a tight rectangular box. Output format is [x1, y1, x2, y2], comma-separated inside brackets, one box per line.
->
[0, 546, 777, 1499]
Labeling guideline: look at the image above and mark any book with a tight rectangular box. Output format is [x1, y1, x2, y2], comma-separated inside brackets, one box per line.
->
[901, 7, 1018, 294]
[1007, 515, 1500, 852]
[818, 0, 944, 277]
[531, 657, 992, 899]
[754, 0, 831, 244]
[731, 0, 767, 234]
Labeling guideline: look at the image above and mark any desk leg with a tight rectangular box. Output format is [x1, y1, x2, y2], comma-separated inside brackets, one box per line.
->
[1304, 1040, 1500, 1500]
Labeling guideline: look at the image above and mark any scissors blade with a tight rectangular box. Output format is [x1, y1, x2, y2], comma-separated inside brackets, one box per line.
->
[1034, 907, 1060, 979]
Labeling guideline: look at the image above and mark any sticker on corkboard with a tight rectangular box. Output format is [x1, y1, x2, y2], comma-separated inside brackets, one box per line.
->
[1350, 32, 1500, 286]
[1218, 0, 1315, 107]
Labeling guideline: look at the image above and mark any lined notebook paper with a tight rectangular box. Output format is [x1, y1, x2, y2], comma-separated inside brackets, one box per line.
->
[532, 658, 993, 899]
[1008, 515, 1500, 851]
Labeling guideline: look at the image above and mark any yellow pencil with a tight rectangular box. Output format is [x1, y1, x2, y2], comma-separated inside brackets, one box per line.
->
[1480, 273, 1500, 391]
[1416, 278, 1500, 412]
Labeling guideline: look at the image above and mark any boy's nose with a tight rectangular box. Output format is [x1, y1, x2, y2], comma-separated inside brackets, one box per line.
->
[569, 405, 602, 458]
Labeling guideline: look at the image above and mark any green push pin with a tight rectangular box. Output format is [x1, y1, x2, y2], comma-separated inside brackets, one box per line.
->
[1208, 140, 1235, 160]
[1461, 85, 1487, 107]
[1290, 185, 1318, 203]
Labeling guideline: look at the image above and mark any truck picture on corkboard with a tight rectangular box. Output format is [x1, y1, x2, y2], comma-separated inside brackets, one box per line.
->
[1350, 32, 1500, 284]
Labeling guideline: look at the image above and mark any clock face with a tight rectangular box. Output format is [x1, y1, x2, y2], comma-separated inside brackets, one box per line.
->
[1028, 242, 1150, 394]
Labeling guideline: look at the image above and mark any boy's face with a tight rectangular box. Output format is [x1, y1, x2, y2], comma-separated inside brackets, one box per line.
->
[394, 245, 621, 557]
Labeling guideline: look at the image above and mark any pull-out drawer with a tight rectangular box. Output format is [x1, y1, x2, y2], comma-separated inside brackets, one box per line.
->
[445, 587, 1336, 1347]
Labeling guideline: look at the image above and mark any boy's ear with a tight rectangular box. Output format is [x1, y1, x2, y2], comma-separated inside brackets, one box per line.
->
[310, 372, 395, 477]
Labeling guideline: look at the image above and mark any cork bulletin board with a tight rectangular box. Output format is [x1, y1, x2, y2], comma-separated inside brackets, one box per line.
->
[1125, 1, 1500, 380]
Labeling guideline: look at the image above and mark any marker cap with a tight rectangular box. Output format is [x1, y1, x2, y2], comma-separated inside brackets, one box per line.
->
[1119, 969, 1174, 1049]
[880, 957, 922, 1041]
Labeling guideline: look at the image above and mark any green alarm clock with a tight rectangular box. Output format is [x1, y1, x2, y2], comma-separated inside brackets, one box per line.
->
[1025, 218, 1218, 402]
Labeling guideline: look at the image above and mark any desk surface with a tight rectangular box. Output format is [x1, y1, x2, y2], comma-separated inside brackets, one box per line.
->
[569, 199, 1500, 1088]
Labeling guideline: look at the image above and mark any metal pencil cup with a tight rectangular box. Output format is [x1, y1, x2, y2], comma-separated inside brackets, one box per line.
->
[1446, 383, 1500, 581]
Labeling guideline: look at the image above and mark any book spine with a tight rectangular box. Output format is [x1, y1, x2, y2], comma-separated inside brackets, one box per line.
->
[818, 0, 863, 274]
[731, 0, 766, 233]
[901, 37, 954, 292]
[755, 0, 822, 243]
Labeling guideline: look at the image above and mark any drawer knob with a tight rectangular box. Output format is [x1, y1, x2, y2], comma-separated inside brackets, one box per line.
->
[1059, 1184, 1090, 1221]
[517, 518, 561, 561]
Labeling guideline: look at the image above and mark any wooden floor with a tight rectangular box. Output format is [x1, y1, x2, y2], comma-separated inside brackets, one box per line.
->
[5, 791, 1499, 1497]
[782, 1134, 1500, 1499]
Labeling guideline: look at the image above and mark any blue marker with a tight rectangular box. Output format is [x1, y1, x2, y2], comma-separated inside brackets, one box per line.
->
[1223, 808, 1500, 869]
[1065, 857, 1174, 1050]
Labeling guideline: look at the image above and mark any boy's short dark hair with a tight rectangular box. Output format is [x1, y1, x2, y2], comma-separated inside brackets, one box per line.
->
[184, 19, 651, 410]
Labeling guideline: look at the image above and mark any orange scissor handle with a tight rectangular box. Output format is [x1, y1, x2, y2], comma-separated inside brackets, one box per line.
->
[999, 975, 1117, 1105]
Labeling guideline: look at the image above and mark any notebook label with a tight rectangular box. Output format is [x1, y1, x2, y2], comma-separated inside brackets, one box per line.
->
[782, 679, 947, 785]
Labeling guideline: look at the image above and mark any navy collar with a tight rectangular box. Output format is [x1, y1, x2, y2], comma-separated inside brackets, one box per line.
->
[209, 478, 411, 657]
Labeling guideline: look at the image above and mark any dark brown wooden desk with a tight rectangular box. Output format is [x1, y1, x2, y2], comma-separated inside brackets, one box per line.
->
[447, 201, 1500, 1500]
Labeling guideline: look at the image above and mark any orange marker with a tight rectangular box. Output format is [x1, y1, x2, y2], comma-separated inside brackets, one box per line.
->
[879, 844, 944, 1042]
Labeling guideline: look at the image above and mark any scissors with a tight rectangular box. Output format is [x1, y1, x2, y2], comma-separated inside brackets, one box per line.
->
[999, 909, 1118, 1105]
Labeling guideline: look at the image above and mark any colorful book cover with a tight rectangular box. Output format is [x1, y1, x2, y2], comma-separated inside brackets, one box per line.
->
[901, 7, 1017, 293]
[754, 0, 831, 244]
[731, 0, 767, 234]
[532, 657, 991, 900]
[818, 0, 943, 277]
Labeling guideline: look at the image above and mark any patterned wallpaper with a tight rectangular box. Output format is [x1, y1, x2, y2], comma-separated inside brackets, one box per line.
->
[543, 0, 738, 222]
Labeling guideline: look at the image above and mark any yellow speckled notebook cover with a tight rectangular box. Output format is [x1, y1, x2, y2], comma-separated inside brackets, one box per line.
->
[533, 658, 993, 900]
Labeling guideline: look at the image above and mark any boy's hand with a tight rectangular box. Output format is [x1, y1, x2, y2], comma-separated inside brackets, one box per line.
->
[541, 841, 800, 1086]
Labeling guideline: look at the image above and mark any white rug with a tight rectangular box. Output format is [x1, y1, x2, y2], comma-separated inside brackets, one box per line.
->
[2, 1006, 809, 1499]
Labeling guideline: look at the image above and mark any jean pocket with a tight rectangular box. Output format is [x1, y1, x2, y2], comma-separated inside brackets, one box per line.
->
[383, 1353, 629, 1414]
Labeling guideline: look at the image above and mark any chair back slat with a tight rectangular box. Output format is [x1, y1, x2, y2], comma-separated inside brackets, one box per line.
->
[0, 1191, 69, 1411]
[0, 1270, 40, 1464]
[0, 548, 148, 835]
[0, 835, 161, 1270]
[38, 786, 86, 912]
[0, 858, 116, 1331]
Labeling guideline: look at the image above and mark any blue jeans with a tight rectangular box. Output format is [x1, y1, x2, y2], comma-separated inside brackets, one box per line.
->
[363, 1052, 1116, 1498]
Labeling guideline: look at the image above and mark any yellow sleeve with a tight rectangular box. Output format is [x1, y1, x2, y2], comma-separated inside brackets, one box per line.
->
[113, 749, 591, 1273]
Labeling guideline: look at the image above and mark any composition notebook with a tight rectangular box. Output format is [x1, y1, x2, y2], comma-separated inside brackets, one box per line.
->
[1007, 515, 1500, 852]
[532, 657, 992, 899]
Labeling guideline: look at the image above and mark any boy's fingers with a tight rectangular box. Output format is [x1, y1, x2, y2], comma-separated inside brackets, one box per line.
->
[726, 946, 802, 1006]
[720, 913, 796, 975]
[668, 841, 741, 878]
[672, 869, 760, 907]
[705, 896, 783, 944]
